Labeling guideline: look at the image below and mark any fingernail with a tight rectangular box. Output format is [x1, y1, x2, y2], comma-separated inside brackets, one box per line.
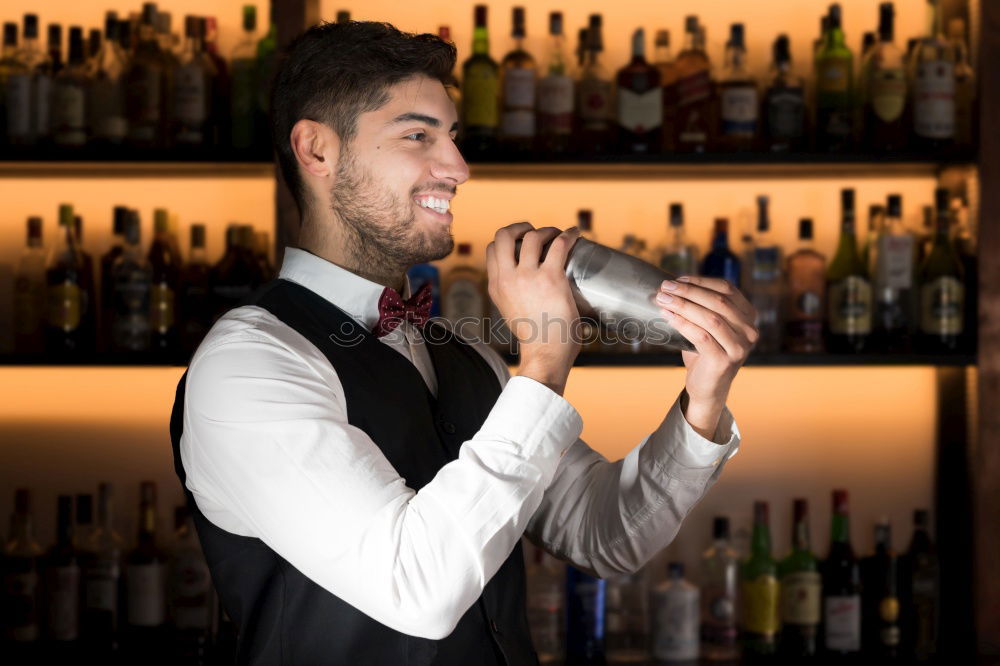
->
[677, 276, 690, 283]
[656, 292, 674, 304]
[662, 280, 678, 291]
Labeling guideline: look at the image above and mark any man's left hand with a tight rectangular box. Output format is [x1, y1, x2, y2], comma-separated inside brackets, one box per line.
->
[654, 276, 759, 440]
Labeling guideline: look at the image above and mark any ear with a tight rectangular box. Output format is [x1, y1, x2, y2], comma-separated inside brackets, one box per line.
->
[290, 119, 340, 181]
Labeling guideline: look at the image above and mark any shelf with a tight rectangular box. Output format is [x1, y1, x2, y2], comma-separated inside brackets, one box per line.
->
[0, 159, 275, 179]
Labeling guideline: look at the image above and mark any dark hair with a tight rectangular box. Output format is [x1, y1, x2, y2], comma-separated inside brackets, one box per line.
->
[270, 21, 457, 213]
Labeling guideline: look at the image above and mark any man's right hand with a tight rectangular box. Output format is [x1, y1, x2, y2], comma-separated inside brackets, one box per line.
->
[486, 222, 581, 396]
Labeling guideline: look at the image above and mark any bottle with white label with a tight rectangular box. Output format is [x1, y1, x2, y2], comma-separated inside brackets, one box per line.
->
[2, 488, 44, 660]
[81, 482, 124, 658]
[778, 499, 821, 657]
[42, 496, 81, 653]
[717, 23, 758, 152]
[123, 481, 167, 659]
[443, 243, 485, 343]
[699, 517, 739, 660]
[651, 562, 700, 663]
[615, 28, 662, 155]
[525, 545, 564, 664]
[873, 194, 915, 352]
[749, 195, 783, 354]
[605, 569, 649, 663]
[821, 489, 861, 657]
[536, 12, 574, 156]
[917, 187, 964, 353]
[911, 0, 955, 150]
[577, 14, 613, 154]
[52, 27, 88, 148]
[499, 7, 536, 155]
[167, 506, 214, 663]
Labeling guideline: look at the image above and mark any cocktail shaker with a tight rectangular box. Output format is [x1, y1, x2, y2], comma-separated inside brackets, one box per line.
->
[515, 235, 696, 352]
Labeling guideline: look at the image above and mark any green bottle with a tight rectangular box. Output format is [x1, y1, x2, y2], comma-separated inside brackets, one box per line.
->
[460, 5, 499, 158]
[826, 188, 872, 353]
[814, 3, 854, 151]
[778, 498, 821, 657]
[741, 501, 780, 655]
[917, 187, 964, 352]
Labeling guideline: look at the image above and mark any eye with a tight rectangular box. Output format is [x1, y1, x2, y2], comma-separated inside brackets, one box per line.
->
[405, 132, 427, 142]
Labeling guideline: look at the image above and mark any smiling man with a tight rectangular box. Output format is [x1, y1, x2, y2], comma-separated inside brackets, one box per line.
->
[170, 21, 758, 666]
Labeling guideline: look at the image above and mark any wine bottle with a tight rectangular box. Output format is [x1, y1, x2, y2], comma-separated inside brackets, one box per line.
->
[763, 35, 806, 153]
[536, 12, 573, 156]
[123, 482, 167, 661]
[821, 489, 861, 657]
[674, 16, 716, 153]
[901, 509, 938, 660]
[741, 501, 779, 656]
[917, 187, 964, 352]
[461, 5, 499, 158]
[701, 218, 741, 288]
[861, 519, 901, 658]
[499, 7, 536, 156]
[41, 495, 81, 654]
[785, 218, 827, 352]
[814, 4, 854, 151]
[616, 28, 662, 155]
[576, 14, 613, 155]
[699, 517, 739, 660]
[864, 3, 908, 152]
[826, 188, 872, 353]
[717, 24, 758, 152]
[778, 499, 821, 657]
[873, 193, 915, 352]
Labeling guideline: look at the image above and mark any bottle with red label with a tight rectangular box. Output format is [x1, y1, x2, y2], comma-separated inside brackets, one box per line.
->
[576, 14, 612, 155]
[821, 489, 861, 658]
[499, 7, 536, 157]
[911, 0, 956, 152]
[673, 16, 717, 153]
[615, 28, 661, 155]
[536, 12, 573, 157]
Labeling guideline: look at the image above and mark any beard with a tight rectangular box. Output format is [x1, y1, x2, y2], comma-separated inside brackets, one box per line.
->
[331, 146, 454, 274]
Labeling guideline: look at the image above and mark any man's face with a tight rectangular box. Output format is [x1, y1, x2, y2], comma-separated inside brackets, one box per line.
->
[330, 75, 468, 270]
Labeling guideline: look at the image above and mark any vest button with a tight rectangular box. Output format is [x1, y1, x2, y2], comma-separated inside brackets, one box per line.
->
[442, 421, 457, 435]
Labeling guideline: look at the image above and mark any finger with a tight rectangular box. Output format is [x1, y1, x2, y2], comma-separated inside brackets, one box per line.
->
[541, 226, 580, 272]
[668, 276, 755, 320]
[657, 295, 752, 361]
[659, 279, 757, 333]
[486, 241, 498, 283]
[660, 309, 724, 358]
[493, 221, 535, 271]
[518, 229, 547, 268]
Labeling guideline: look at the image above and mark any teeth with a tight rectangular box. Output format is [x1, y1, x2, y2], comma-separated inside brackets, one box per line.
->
[418, 196, 450, 214]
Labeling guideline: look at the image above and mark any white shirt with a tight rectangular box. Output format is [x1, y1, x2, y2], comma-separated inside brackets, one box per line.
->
[180, 247, 741, 641]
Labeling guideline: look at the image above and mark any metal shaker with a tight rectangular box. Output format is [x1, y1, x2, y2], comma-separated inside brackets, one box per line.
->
[515, 234, 696, 352]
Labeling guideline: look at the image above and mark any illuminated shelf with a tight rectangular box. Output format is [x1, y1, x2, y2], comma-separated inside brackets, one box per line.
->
[0, 159, 274, 179]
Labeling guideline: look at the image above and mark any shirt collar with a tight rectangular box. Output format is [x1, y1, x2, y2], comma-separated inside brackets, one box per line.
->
[277, 247, 411, 331]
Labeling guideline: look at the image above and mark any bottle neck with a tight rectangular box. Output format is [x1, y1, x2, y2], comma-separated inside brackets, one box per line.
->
[713, 229, 730, 250]
[137, 503, 156, 545]
[831, 511, 850, 543]
[751, 520, 772, 557]
[683, 28, 697, 52]
[792, 518, 811, 551]
[57, 515, 74, 548]
[548, 34, 565, 75]
[472, 26, 489, 56]
[9, 514, 35, 543]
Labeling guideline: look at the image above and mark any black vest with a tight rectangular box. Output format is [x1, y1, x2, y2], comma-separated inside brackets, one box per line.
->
[169, 279, 539, 666]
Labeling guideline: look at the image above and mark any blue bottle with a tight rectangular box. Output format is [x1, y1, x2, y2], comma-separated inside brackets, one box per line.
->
[565, 566, 606, 665]
[701, 218, 742, 288]
[405, 263, 441, 317]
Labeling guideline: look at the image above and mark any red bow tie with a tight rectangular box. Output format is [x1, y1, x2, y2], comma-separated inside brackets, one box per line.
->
[372, 282, 433, 338]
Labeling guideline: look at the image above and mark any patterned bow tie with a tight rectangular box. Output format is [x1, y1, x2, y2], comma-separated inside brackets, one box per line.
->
[372, 282, 433, 338]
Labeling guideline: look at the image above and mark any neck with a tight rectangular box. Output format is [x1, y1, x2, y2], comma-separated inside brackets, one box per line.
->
[298, 210, 407, 292]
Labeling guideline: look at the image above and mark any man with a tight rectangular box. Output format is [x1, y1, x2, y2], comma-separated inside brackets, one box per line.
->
[170, 20, 758, 666]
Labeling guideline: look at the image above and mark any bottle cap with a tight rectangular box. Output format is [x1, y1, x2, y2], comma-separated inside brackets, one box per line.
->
[191, 223, 206, 248]
[512, 7, 525, 39]
[886, 194, 902, 217]
[474, 5, 487, 28]
[577, 209, 593, 232]
[548, 12, 563, 37]
[58, 203, 74, 226]
[669, 203, 683, 227]
[76, 494, 94, 524]
[729, 23, 744, 48]
[799, 218, 814, 240]
[935, 187, 950, 213]
[832, 488, 849, 514]
[457, 242, 472, 255]
[756, 195, 770, 232]
[714, 217, 729, 234]
[914, 509, 930, 528]
[140, 481, 157, 504]
[23, 14, 38, 39]
[754, 500, 769, 524]
[828, 4, 842, 29]
[685, 16, 698, 33]
[655, 30, 669, 47]
[773, 34, 791, 62]
[438, 25, 451, 41]
[793, 498, 809, 521]
[242, 4, 256, 32]
[667, 561, 684, 577]
[712, 516, 730, 540]
[154, 208, 169, 232]
[27, 216, 43, 241]
[336, 10, 351, 24]
[3, 22, 16, 46]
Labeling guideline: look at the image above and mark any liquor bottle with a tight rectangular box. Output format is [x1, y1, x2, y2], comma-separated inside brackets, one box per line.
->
[210, 224, 259, 320]
[951, 194, 978, 352]
[912, 0, 955, 150]
[87, 28, 103, 71]
[651, 562, 700, 663]
[826, 189, 871, 353]
[13, 216, 46, 354]
[616, 28, 662, 155]
[88, 12, 127, 147]
[255, 3, 278, 150]
[3, 489, 43, 660]
[442, 243, 485, 341]
[228, 6, 255, 151]
[125, 3, 170, 148]
[864, 3, 907, 152]
[778, 499, 821, 657]
[80, 482, 124, 658]
[44, 204, 89, 355]
[700, 517, 739, 661]
[701, 218, 741, 288]
[674, 17, 716, 153]
[99, 206, 129, 351]
[253, 231, 274, 281]
[22, 18, 54, 148]
[149, 209, 181, 355]
[917, 187, 964, 352]
[167, 506, 214, 663]
[2, 21, 30, 147]
[750, 196, 782, 353]
[75, 494, 95, 551]
[717, 24, 757, 152]
[652, 30, 678, 153]
[762, 35, 806, 153]
[173, 15, 215, 148]
[861, 519, 901, 658]
[814, 4, 854, 151]
[873, 194, 915, 352]
[42, 496, 81, 653]
[861, 204, 883, 274]
[437, 26, 462, 115]
[576, 14, 613, 155]
[203, 17, 229, 147]
[51, 26, 88, 148]
[565, 565, 606, 666]
[948, 18, 975, 152]
[499, 7, 536, 156]
[123, 482, 167, 659]
[536, 12, 573, 156]
[179, 223, 213, 355]
[821, 489, 861, 657]
[110, 210, 152, 353]
[741, 501, 779, 656]
[901, 509, 937, 660]
[525, 545, 564, 664]
[73, 215, 98, 351]
[461, 5, 499, 158]
[605, 570, 648, 663]
[658, 203, 699, 278]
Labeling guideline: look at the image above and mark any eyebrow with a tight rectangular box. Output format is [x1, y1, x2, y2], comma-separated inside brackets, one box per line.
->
[389, 112, 459, 132]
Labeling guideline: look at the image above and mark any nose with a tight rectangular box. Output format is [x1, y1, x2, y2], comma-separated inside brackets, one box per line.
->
[430, 135, 470, 186]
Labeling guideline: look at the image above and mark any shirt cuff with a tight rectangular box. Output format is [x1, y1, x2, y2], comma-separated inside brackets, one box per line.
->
[474, 375, 584, 482]
[657, 391, 741, 470]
